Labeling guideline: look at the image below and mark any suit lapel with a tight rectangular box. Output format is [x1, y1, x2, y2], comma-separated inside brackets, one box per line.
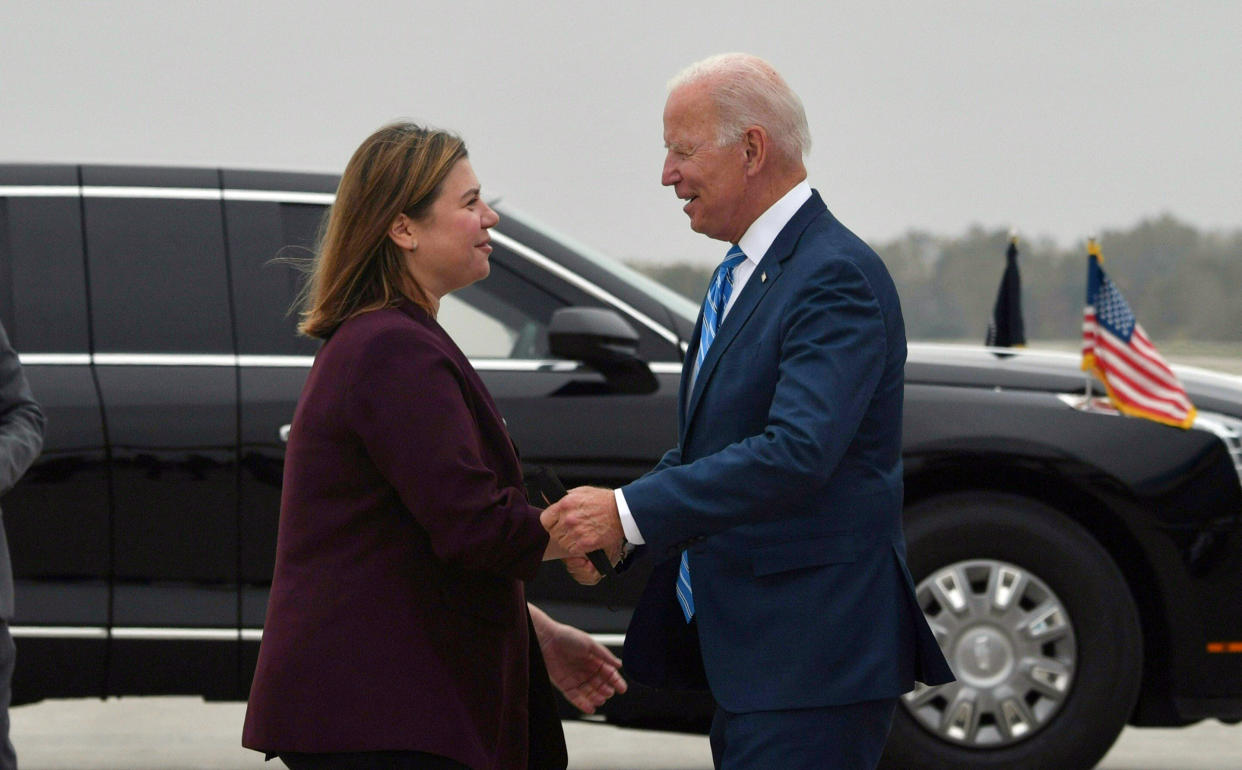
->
[682, 192, 829, 435]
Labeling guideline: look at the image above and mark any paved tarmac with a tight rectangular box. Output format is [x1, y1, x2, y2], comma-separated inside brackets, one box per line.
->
[8, 696, 1242, 769]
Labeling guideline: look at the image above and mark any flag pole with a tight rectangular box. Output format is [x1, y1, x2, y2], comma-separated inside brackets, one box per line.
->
[1083, 236, 1099, 406]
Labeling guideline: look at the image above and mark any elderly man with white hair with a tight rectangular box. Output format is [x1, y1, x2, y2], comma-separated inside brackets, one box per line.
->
[543, 52, 953, 769]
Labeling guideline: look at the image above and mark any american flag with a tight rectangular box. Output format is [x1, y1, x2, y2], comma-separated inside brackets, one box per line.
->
[1081, 240, 1196, 428]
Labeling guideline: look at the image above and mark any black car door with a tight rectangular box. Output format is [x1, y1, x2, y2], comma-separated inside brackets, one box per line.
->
[80, 166, 240, 698]
[0, 165, 111, 701]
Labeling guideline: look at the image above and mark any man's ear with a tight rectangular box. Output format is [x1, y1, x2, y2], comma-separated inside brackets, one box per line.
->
[388, 213, 419, 251]
[741, 126, 768, 177]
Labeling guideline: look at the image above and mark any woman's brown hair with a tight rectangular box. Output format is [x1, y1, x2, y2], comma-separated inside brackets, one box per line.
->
[298, 122, 467, 339]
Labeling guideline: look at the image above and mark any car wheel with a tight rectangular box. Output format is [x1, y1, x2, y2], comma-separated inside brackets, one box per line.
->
[880, 492, 1142, 770]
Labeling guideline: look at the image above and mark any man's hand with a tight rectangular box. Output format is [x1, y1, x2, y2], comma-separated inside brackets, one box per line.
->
[533, 611, 628, 714]
[540, 486, 625, 559]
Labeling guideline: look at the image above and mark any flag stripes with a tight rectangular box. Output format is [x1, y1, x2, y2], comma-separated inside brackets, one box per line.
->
[1081, 243, 1196, 429]
[1084, 317, 1195, 402]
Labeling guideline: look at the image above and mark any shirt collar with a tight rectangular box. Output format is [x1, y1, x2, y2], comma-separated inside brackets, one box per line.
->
[736, 180, 813, 266]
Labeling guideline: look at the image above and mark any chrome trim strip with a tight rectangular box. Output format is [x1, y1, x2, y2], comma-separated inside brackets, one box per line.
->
[1, 184, 335, 206]
[110, 627, 239, 641]
[491, 230, 680, 347]
[223, 189, 336, 205]
[0, 185, 80, 197]
[10, 626, 107, 639]
[31, 353, 314, 368]
[94, 353, 236, 367]
[81, 186, 221, 200]
[471, 359, 579, 372]
[19, 353, 683, 375]
[10, 626, 245, 641]
[238, 355, 316, 368]
[14, 624, 626, 646]
[239, 628, 626, 646]
[18, 354, 91, 365]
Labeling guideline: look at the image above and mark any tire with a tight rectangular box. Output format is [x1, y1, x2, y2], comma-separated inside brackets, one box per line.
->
[880, 492, 1142, 770]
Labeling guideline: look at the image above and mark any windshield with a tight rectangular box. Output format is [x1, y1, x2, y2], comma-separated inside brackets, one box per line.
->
[496, 205, 700, 324]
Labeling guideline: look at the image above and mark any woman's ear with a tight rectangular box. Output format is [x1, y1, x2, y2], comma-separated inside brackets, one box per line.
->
[388, 213, 419, 251]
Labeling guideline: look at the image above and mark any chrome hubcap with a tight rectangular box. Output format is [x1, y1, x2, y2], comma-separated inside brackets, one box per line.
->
[902, 560, 1077, 747]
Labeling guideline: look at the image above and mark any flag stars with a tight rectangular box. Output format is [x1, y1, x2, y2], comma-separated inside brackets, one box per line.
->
[1098, 280, 1136, 340]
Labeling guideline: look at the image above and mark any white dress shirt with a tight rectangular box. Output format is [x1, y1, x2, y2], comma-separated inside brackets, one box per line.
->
[616, 180, 813, 545]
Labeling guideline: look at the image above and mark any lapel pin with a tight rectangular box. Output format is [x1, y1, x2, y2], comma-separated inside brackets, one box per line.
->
[760, 271, 767, 283]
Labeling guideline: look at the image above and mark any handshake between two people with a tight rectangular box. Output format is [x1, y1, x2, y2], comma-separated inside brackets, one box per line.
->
[540, 486, 627, 586]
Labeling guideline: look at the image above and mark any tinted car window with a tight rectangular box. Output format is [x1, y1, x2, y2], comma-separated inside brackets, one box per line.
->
[82, 166, 232, 354]
[0, 195, 90, 352]
[493, 211, 686, 363]
[438, 255, 563, 359]
[226, 199, 324, 356]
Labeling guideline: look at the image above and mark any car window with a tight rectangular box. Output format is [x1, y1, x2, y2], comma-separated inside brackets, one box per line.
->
[437, 255, 563, 359]
[498, 204, 700, 325]
[83, 192, 233, 353]
[226, 199, 324, 356]
[0, 195, 90, 352]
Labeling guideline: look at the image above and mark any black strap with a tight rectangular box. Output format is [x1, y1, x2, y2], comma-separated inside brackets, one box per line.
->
[521, 462, 616, 578]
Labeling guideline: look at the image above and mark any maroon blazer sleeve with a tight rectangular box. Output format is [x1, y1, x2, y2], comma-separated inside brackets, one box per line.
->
[345, 324, 547, 581]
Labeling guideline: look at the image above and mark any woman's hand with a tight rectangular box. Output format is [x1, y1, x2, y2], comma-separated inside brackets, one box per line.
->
[529, 604, 627, 714]
[562, 555, 604, 585]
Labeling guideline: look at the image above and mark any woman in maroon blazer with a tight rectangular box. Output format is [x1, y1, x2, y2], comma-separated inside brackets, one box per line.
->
[242, 123, 624, 770]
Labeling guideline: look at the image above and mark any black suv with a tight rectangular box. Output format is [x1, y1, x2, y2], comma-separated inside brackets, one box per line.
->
[2, 164, 1241, 769]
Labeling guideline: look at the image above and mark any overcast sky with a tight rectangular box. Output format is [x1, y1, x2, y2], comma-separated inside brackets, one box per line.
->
[3, 0, 1239, 266]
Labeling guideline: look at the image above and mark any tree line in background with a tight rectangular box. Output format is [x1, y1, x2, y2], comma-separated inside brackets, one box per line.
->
[631, 214, 1242, 344]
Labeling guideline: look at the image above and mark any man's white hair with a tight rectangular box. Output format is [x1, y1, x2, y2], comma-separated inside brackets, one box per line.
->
[668, 53, 811, 162]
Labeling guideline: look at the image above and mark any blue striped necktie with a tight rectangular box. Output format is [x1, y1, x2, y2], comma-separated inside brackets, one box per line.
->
[678, 245, 747, 623]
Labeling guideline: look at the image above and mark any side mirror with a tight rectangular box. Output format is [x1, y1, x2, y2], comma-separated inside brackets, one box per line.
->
[548, 307, 658, 395]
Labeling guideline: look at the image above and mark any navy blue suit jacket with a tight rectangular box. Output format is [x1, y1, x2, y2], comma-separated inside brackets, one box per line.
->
[622, 192, 954, 711]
